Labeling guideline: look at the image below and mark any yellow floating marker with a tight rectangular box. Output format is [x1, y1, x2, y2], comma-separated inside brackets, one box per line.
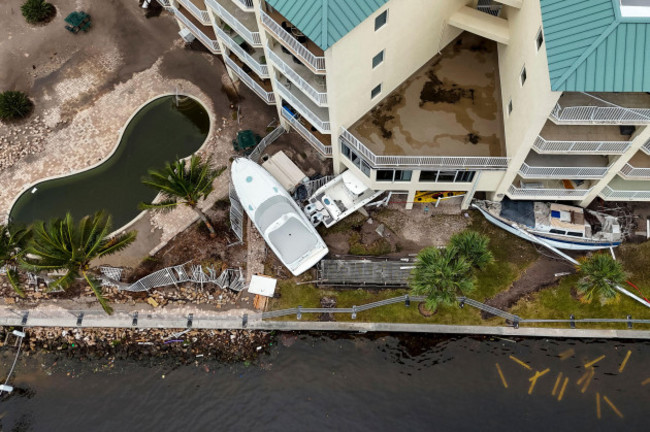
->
[552, 372, 563, 396]
[527, 368, 550, 395]
[581, 367, 595, 394]
[496, 363, 508, 389]
[558, 349, 574, 360]
[603, 395, 624, 419]
[509, 355, 532, 370]
[584, 355, 606, 369]
[577, 370, 590, 386]
[558, 377, 569, 401]
[641, 377, 650, 386]
[596, 393, 601, 420]
[618, 350, 632, 373]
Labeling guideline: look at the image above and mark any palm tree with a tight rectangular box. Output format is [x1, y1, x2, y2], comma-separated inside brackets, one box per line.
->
[21, 0, 54, 24]
[576, 253, 627, 304]
[0, 224, 32, 297]
[409, 246, 474, 313]
[140, 155, 224, 237]
[19, 212, 136, 314]
[449, 230, 494, 270]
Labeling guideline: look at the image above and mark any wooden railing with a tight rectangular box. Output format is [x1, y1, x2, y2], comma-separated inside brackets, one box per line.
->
[519, 163, 609, 179]
[224, 56, 275, 104]
[282, 108, 332, 157]
[215, 26, 268, 78]
[276, 85, 330, 133]
[173, 7, 221, 54]
[178, 0, 211, 25]
[205, 0, 262, 47]
[268, 49, 327, 106]
[532, 135, 630, 154]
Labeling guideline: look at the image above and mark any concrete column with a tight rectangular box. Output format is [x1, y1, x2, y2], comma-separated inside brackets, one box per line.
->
[461, 171, 482, 209]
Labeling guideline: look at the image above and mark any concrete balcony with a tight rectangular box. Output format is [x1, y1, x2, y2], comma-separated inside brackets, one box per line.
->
[281, 108, 332, 157]
[600, 177, 650, 201]
[268, 45, 327, 106]
[173, 6, 221, 54]
[519, 153, 610, 179]
[224, 55, 275, 105]
[532, 122, 633, 154]
[507, 178, 594, 200]
[276, 84, 330, 134]
[448, 5, 510, 44]
[216, 25, 268, 78]
[260, 8, 326, 74]
[550, 92, 650, 125]
[620, 151, 650, 180]
[178, 0, 211, 25]
[642, 139, 650, 156]
[205, 0, 261, 47]
[231, 0, 253, 12]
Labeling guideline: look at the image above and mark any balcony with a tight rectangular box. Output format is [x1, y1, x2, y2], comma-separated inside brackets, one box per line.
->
[642, 139, 650, 156]
[550, 92, 650, 125]
[260, 9, 326, 74]
[205, 0, 261, 47]
[231, 0, 253, 12]
[215, 26, 268, 78]
[347, 33, 507, 169]
[448, 5, 510, 45]
[173, 6, 221, 54]
[507, 178, 594, 200]
[281, 108, 332, 157]
[600, 177, 650, 201]
[224, 55, 275, 105]
[519, 153, 610, 179]
[620, 151, 650, 180]
[155, 0, 172, 8]
[178, 0, 211, 25]
[277, 84, 330, 133]
[532, 122, 633, 154]
[268, 45, 327, 106]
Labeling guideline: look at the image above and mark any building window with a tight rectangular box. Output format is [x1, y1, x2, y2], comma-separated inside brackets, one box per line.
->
[419, 170, 476, 183]
[377, 169, 412, 182]
[371, 84, 382, 99]
[375, 10, 388, 30]
[507, 99, 513, 115]
[340, 143, 370, 177]
[372, 50, 384, 68]
[536, 28, 544, 51]
[520, 66, 527, 86]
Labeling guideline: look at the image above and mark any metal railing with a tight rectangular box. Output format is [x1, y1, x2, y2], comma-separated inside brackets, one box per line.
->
[550, 102, 650, 125]
[178, 0, 211, 25]
[173, 7, 221, 54]
[205, 0, 262, 47]
[519, 163, 609, 179]
[642, 139, 650, 156]
[600, 186, 650, 200]
[476, 0, 502, 16]
[231, 0, 254, 12]
[260, 10, 326, 73]
[619, 163, 650, 179]
[276, 85, 331, 132]
[268, 49, 328, 106]
[281, 109, 332, 157]
[156, 0, 172, 8]
[507, 184, 592, 198]
[532, 135, 630, 154]
[340, 128, 509, 169]
[247, 125, 286, 163]
[224, 56, 275, 104]
[216, 26, 268, 78]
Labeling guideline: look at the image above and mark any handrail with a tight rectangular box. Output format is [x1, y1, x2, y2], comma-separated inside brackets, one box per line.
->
[508, 184, 592, 198]
[550, 102, 650, 125]
[177, 0, 211, 25]
[519, 162, 609, 179]
[600, 185, 650, 200]
[620, 163, 650, 179]
[155, 0, 172, 8]
[281, 108, 332, 156]
[642, 139, 650, 156]
[532, 135, 630, 154]
[215, 26, 268, 78]
[224, 56, 275, 104]
[173, 8, 221, 54]
[247, 125, 286, 163]
[231, 0, 254, 12]
[260, 10, 326, 73]
[276, 85, 330, 132]
[268, 49, 328, 106]
[205, 0, 261, 47]
[339, 127, 509, 169]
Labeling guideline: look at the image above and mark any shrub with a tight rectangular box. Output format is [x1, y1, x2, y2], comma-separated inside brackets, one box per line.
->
[21, 0, 54, 24]
[577, 253, 627, 303]
[449, 230, 494, 270]
[0, 91, 33, 121]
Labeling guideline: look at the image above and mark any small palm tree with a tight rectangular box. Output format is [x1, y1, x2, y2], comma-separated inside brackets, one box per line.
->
[449, 230, 494, 270]
[576, 253, 627, 304]
[0, 91, 33, 120]
[21, 0, 54, 24]
[0, 224, 32, 297]
[140, 155, 224, 237]
[409, 246, 474, 313]
[20, 212, 136, 314]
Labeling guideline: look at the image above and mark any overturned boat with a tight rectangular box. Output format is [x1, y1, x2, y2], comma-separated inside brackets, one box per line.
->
[231, 158, 328, 276]
[473, 199, 622, 250]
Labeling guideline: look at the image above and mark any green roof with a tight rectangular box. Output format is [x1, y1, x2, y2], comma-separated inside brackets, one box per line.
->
[266, 0, 389, 51]
[541, 0, 650, 92]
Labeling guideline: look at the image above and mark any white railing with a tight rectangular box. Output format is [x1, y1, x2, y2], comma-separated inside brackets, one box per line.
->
[231, 0, 254, 12]
[276, 85, 330, 133]
[620, 163, 650, 179]
[507, 184, 592, 198]
[260, 10, 326, 73]
[339, 128, 509, 169]
[178, 0, 211, 25]
[205, 0, 262, 47]
[642, 140, 650, 156]
[550, 103, 650, 125]
[519, 163, 609, 179]
[215, 26, 268, 78]
[281, 108, 332, 157]
[532, 135, 630, 154]
[156, 0, 172, 8]
[173, 8, 221, 54]
[600, 186, 650, 200]
[268, 49, 328, 106]
[224, 56, 275, 104]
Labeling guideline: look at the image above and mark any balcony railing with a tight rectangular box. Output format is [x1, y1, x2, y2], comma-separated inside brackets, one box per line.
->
[340, 128, 509, 169]
[600, 186, 650, 200]
[642, 140, 650, 156]
[232, 0, 254, 12]
[532, 136, 630, 154]
[281, 108, 332, 157]
[224, 56, 275, 104]
[205, 0, 262, 47]
[276, 85, 330, 133]
[178, 0, 211, 25]
[268, 49, 327, 106]
[215, 26, 268, 78]
[519, 163, 609, 179]
[620, 163, 650, 180]
[156, 0, 172, 8]
[260, 10, 326, 73]
[173, 8, 221, 54]
[507, 184, 592, 199]
[550, 103, 650, 125]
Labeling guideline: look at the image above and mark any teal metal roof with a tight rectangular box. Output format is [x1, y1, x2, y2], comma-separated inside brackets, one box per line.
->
[541, 0, 650, 92]
[266, 0, 389, 51]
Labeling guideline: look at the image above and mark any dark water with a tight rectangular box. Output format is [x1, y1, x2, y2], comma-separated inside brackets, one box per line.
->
[9, 96, 210, 229]
[1, 334, 649, 431]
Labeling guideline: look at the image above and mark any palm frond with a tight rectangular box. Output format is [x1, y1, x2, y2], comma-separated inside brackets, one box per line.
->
[6, 268, 25, 298]
[97, 230, 137, 257]
[138, 199, 180, 212]
[83, 271, 113, 315]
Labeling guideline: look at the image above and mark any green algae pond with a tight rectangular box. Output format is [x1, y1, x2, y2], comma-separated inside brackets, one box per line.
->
[9, 95, 209, 229]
